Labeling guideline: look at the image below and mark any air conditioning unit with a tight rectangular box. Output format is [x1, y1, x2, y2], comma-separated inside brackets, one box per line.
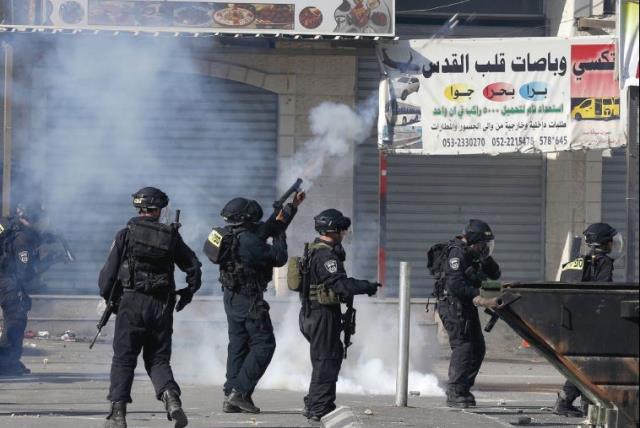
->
[43, 0, 88, 26]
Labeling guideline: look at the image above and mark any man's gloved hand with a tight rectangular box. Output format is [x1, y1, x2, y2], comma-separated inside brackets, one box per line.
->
[367, 282, 382, 296]
[175, 288, 194, 312]
[472, 296, 499, 309]
[293, 191, 306, 207]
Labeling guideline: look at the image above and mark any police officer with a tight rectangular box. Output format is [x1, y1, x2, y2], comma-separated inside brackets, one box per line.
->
[437, 219, 501, 408]
[0, 202, 64, 376]
[553, 222, 621, 417]
[99, 187, 202, 428]
[299, 209, 380, 424]
[219, 193, 305, 414]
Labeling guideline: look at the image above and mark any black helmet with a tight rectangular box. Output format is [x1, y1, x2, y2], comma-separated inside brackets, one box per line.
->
[132, 187, 169, 210]
[584, 222, 617, 246]
[221, 198, 263, 225]
[314, 209, 351, 234]
[15, 201, 46, 224]
[463, 219, 494, 244]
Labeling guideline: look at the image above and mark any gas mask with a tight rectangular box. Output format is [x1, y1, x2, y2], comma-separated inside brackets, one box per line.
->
[472, 240, 495, 260]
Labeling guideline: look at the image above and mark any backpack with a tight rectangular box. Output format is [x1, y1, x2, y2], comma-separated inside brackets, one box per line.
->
[203, 226, 235, 264]
[426, 242, 450, 297]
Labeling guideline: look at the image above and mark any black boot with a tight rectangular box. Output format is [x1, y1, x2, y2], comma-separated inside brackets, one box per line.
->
[162, 390, 188, 428]
[105, 402, 127, 428]
[307, 415, 321, 426]
[227, 389, 260, 414]
[223, 395, 241, 413]
[446, 390, 469, 409]
[464, 391, 476, 407]
[553, 394, 583, 417]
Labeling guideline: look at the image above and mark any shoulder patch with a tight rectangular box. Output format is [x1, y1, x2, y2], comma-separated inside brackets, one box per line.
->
[324, 259, 338, 274]
[449, 257, 460, 271]
[19, 251, 29, 264]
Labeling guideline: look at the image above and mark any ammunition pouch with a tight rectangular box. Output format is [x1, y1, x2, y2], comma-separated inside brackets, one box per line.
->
[219, 264, 264, 295]
[287, 256, 302, 291]
[310, 283, 340, 306]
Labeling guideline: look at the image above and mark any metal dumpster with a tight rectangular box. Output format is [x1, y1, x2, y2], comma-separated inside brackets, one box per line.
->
[492, 282, 639, 428]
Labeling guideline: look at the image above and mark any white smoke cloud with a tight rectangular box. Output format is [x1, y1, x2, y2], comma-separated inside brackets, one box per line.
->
[280, 97, 378, 190]
[173, 300, 444, 398]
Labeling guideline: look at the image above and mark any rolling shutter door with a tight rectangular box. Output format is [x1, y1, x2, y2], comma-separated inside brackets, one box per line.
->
[602, 150, 639, 282]
[355, 57, 545, 297]
[24, 70, 278, 294]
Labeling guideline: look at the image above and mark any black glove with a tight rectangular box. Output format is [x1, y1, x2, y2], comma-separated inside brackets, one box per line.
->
[367, 282, 382, 296]
[175, 288, 194, 312]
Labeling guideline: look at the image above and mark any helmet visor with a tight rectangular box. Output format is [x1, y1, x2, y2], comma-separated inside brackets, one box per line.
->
[486, 239, 495, 257]
[610, 233, 624, 259]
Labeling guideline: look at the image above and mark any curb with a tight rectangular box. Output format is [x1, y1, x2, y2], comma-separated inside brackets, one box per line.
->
[321, 406, 364, 428]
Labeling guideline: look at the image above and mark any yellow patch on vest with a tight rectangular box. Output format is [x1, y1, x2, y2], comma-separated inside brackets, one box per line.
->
[208, 229, 223, 247]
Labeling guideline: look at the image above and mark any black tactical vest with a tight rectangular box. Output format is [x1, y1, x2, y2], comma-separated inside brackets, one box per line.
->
[218, 227, 270, 294]
[119, 220, 176, 293]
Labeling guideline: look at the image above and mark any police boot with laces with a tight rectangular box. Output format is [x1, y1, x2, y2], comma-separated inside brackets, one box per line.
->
[162, 389, 188, 428]
[553, 394, 583, 417]
[105, 402, 127, 428]
[227, 389, 260, 414]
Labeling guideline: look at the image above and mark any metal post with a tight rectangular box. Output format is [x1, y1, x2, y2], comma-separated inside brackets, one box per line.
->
[395, 261, 411, 407]
[2, 42, 13, 217]
[625, 87, 638, 282]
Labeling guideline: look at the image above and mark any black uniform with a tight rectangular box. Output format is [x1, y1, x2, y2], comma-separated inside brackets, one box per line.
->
[437, 237, 501, 398]
[0, 221, 55, 374]
[99, 216, 201, 403]
[559, 252, 613, 404]
[221, 218, 290, 397]
[299, 239, 377, 418]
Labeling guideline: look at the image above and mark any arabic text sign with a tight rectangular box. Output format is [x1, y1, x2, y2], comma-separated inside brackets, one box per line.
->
[4, 0, 394, 37]
[378, 37, 622, 155]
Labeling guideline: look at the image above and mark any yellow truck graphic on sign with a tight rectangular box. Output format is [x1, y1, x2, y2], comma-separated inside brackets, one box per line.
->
[571, 97, 620, 120]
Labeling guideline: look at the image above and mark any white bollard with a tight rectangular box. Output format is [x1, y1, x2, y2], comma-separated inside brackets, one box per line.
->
[395, 261, 411, 407]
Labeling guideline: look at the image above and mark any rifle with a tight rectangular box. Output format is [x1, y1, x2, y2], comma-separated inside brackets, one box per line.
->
[301, 243, 310, 317]
[342, 297, 356, 359]
[41, 231, 76, 263]
[172, 209, 181, 231]
[257, 178, 303, 240]
[267, 178, 303, 225]
[90, 280, 120, 349]
[274, 178, 303, 213]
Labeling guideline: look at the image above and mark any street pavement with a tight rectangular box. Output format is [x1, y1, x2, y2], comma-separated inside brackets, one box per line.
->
[0, 339, 587, 428]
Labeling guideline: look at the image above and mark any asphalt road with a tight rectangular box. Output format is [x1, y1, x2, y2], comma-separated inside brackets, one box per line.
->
[0, 339, 586, 428]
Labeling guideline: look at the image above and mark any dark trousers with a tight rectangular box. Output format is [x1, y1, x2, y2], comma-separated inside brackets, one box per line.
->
[223, 289, 275, 395]
[0, 279, 30, 370]
[438, 297, 485, 395]
[299, 305, 343, 418]
[107, 291, 179, 403]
